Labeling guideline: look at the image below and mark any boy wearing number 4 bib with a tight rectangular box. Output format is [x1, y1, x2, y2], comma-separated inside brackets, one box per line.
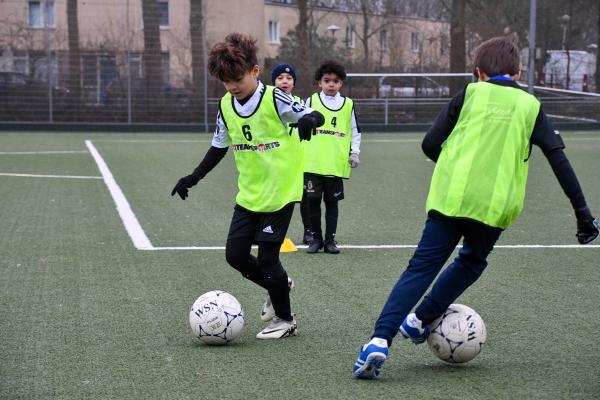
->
[171, 33, 324, 339]
[303, 60, 362, 254]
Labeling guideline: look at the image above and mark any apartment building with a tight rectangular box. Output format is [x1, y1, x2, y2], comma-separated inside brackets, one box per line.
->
[0, 0, 449, 104]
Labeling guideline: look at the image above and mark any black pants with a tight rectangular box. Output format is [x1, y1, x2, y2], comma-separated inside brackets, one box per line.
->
[306, 197, 339, 243]
[304, 174, 343, 243]
[225, 239, 292, 321]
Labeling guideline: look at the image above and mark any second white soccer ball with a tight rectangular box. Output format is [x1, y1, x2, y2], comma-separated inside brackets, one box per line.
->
[189, 290, 245, 345]
[427, 303, 486, 363]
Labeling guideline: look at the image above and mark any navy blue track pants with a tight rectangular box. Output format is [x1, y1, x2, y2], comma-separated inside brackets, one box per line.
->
[372, 211, 502, 345]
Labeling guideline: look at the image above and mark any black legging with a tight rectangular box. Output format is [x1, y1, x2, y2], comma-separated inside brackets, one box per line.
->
[225, 238, 292, 321]
[307, 197, 339, 243]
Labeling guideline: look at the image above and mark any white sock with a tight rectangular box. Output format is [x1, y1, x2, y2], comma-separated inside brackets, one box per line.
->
[368, 337, 388, 348]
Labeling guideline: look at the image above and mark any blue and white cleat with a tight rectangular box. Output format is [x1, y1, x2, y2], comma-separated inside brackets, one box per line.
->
[353, 337, 388, 379]
[400, 313, 430, 344]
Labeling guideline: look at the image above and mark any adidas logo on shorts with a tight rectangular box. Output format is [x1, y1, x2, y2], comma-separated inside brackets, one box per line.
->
[262, 225, 274, 234]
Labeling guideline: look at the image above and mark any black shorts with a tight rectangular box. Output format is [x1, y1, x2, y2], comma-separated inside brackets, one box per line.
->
[304, 173, 344, 202]
[227, 203, 295, 243]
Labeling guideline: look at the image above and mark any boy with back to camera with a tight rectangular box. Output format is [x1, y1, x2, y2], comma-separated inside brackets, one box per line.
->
[271, 63, 313, 245]
[303, 60, 362, 254]
[352, 36, 599, 379]
[171, 33, 324, 340]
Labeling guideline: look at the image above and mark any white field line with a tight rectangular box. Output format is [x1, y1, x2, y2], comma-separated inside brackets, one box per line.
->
[85, 140, 153, 250]
[0, 150, 89, 155]
[92, 137, 600, 145]
[94, 139, 213, 143]
[546, 114, 598, 123]
[0, 172, 102, 179]
[362, 137, 600, 143]
[147, 244, 600, 251]
[82, 140, 599, 251]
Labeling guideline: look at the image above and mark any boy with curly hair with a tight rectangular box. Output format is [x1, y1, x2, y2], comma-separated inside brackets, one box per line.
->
[303, 60, 362, 254]
[171, 33, 324, 339]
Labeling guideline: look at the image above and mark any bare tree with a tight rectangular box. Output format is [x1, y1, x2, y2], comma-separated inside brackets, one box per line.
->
[67, 0, 81, 117]
[274, 1, 352, 96]
[295, 0, 312, 88]
[345, 0, 394, 70]
[449, 0, 466, 94]
[597, 0, 600, 93]
[190, 0, 204, 121]
[141, 0, 163, 118]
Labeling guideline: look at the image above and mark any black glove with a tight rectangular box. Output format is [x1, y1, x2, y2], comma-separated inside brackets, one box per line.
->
[296, 114, 318, 142]
[171, 174, 200, 200]
[575, 206, 600, 244]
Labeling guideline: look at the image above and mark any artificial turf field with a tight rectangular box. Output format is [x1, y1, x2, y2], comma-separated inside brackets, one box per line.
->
[1, 131, 598, 399]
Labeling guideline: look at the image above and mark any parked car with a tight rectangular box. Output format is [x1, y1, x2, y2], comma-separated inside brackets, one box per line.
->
[0, 71, 71, 121]
[0, 71, 26, 88]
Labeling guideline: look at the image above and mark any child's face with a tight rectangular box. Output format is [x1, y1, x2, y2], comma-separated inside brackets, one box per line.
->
[222, 65, 260, 100]
[317, 73, 343, 96]
[274, 72, 295, 94]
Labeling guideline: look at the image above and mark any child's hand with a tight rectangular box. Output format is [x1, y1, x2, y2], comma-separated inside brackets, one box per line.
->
[297, 115, 318, 141]
[575, 207, 599, 244]
[349, 153, 360, 168]
[171, 175, 200, 200]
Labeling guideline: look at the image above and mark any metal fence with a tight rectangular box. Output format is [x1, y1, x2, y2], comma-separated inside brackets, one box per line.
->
[1, 65, 599, 130]
[1, 1, 599, 131]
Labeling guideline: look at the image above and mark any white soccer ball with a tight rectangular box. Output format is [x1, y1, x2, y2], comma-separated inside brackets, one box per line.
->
[427, 304, 486, 363]
[189, 290, 244, 345]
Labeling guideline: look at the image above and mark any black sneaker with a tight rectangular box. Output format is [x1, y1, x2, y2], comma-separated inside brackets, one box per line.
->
[306, 240, 323, 254]
[324, 241, 340, 254]
[302, 230, 314, 245]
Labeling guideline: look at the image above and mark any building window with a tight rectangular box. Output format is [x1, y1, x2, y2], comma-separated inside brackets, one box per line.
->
[161, 52, 170, 85]
[28, 1, 54, 28]
[467, 34, 477, 55]
[81, 54, 118, 105]
[129, 53, 144, 79]
[13, 50, 30, 74]
[346, 26, 356, 49]
[32, 54, 58, 84]
[411, 32, 420, 52]
[158, 1, 169, 28]
[268, 20, 280, 43]
[440, 35, 448, 55]
[379, 30, 388, 51]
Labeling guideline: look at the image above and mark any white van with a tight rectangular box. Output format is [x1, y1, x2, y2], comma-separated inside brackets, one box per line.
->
[541, 50, 596, 92]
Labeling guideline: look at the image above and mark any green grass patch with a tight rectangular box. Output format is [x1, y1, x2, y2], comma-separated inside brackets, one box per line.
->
[1, 131, 598, 399]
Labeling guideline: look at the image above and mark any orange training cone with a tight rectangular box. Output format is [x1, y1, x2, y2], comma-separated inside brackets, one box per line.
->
[280, 237, 297, 253]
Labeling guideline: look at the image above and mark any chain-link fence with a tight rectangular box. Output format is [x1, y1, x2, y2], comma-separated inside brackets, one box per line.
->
[0, 0, 216, 127]
[0, 1, 598, 130]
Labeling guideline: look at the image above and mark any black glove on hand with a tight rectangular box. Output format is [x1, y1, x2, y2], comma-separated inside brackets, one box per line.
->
[297, 114, 318, 142]
[575, 206, 600, 244]
[171, 174, 200, 200]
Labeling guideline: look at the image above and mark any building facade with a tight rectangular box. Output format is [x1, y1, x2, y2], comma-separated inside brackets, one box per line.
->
[0, 0, 449, 123]
[0, 0, 449, 86]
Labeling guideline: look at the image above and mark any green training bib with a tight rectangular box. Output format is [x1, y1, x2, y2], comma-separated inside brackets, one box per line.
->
[303, 93, 353, 178]
[220, 86, 303, 212]
[426, 81, 540, 229]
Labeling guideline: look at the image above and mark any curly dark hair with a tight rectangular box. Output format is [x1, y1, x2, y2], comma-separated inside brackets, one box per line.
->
[314, 60, 347, 82]
[208, 33, 259, 81]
